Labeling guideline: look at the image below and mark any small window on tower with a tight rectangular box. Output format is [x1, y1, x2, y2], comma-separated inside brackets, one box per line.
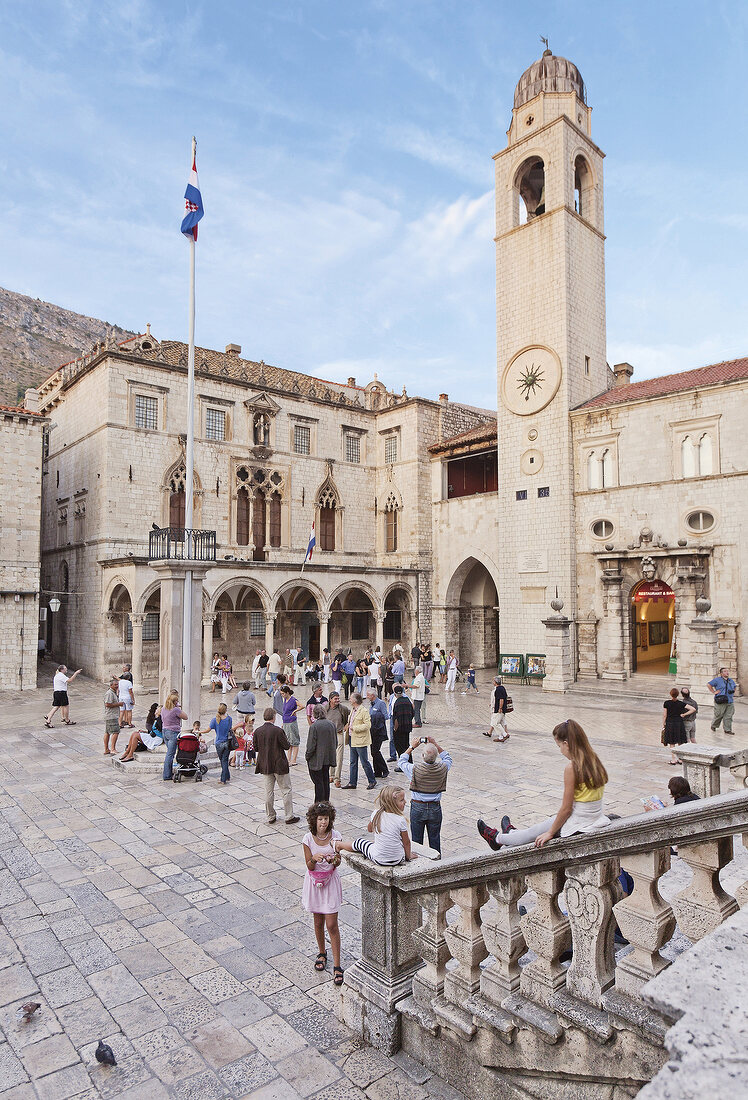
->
[585, 356, 590, 376]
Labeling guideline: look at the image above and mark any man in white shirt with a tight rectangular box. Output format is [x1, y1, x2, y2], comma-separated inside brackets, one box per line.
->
[251, 649, 262, 690]
[268, 649, 282, 694]
[446, 651, 458, 692]
[44, 664, 82, 727]
[410, 668, 426, 727]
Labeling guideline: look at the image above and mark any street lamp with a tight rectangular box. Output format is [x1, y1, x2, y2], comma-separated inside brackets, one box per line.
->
[49, 597, 61, 613]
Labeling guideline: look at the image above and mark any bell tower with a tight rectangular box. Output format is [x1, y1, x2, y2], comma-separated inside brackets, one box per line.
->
[494, 49, 609, 658]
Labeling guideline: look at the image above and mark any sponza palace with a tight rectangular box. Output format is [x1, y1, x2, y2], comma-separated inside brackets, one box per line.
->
[1, 46, 746, 695]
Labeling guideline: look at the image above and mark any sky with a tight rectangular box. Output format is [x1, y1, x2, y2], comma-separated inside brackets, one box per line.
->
[2, 0, 747, 409]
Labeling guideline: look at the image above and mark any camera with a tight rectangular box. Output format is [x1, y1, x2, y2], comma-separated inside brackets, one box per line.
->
[419, 737, 428, 744]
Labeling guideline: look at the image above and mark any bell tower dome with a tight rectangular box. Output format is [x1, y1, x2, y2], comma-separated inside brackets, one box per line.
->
[493, 49, 609, 656]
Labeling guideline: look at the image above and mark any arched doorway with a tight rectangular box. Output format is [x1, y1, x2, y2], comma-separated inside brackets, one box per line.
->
[446, 559, 499, 668]
[329, 588, 376, 654]
[274, 585, 322, 660]
[631, 579, 675, 674]
[383, 586, 412, 651]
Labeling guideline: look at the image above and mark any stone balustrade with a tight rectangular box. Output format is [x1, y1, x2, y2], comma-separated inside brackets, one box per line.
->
[674, 743, 748, 797]
[338, 790, 748, 1098]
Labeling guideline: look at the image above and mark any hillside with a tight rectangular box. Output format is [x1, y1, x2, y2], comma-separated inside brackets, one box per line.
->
[0, 286, 135, 407]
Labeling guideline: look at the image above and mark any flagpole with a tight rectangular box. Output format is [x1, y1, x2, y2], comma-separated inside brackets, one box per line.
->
[182, 136, 197, 719]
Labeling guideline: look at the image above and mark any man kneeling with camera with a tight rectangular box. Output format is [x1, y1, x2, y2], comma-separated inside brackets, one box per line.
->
[397, 735, 452, 858]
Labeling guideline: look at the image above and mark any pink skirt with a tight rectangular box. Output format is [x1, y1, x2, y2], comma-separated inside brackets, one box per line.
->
[301, 866, 342, 914]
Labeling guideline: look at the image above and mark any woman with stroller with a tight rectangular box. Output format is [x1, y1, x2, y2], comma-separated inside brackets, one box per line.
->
[161, 690, 188, 781]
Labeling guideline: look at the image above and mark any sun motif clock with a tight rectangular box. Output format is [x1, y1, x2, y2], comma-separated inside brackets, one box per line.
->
[500, 345, 562, 416]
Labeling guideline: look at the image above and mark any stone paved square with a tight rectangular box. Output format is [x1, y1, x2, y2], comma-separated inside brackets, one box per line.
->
[0, 675, 746, 1097]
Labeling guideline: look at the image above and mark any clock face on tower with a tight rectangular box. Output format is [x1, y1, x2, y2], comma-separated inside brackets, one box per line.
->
[500, 345, 562, 416]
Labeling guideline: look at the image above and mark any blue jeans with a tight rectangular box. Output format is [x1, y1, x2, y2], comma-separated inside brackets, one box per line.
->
[410, 800, 442, 854]
[349, 746, 375, 787]
[162, 730, 179, 779]
[356, 676, 365, 696]
[388, 717, 396, 759]
[216, 741, 230, 783]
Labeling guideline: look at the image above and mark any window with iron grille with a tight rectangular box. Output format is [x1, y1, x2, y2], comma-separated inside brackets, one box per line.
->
[250, 611, 265, 637]
[135, 394, 158, 430]
[384, 435, 398, 464]
[345, 434, 360, 464]
[294, 424, 311, 455]
[206, 408, 226, 441]
[126, 612, 160, 643]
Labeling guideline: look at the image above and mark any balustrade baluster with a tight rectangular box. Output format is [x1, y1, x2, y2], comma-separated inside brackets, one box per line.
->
[443, 884, 488, 1003]
[672, 837, 739, 941]
[412, 889, 452, 1008]
[480, 874, 526, 1005]
[614, 848, 675, 996]
[519, 868, 570, 1006]
[565, 857, 619, 1007]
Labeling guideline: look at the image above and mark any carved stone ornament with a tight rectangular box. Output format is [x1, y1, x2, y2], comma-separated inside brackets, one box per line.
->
[641, 556, 657, 581]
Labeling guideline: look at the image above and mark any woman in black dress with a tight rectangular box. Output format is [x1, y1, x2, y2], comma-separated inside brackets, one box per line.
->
[662, 687, 696, 765]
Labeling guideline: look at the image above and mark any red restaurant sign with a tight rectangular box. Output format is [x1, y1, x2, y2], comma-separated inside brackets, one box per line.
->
[633, 580, 675, 602]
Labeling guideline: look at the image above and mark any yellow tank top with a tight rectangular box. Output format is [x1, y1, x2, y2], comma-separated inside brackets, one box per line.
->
[574, 781, 604, 803]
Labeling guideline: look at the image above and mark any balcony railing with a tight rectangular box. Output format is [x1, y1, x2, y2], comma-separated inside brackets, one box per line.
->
[336, 787, 748, 1096]
[148, 526, 217, 562]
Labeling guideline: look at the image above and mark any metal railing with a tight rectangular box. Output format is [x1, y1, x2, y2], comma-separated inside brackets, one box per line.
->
[148, 526, 217, 562]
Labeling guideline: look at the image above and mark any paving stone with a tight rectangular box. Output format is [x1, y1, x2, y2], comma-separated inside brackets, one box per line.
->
[151, 1044, 207, 1085]
[0, 1041, 29, 1089]
[286, 1003, 351, 1052]
[0, 965, 38, 1009]
[246, 1014, 307, 1061]
[310, 1083, 368, 1100]
[33, 1062, 94, 1100]
[243, 1081, 304, 1100]
[14, 931, 72, 978]
[392, 1049, 433, 1085]
[37, 966, 92, 1010]
[188, 966, 249, 1004]
[216, 950, 268, 982]
[116, 943, 172, 980]
[88, 964, 145, 1009]
[218, 1051, 279, 1094]
[169, 999, 221, 1032]
[244, 971, 292, 998]
[365, 1067, 428, 1100]
[341, 1047, 392, 1087]
[65, 937, 119, 977]
[170, 1068, 230, 1100]
[132, 1025, 184, 1062]
[185, 1016, 254, 1069]
[216, 991, 273, 1029]
[109, 994, 169, 1038]
[20, 1031, 80, 1078]
[275, 1046, 341, 1097]
[55, 996, 117, 1048]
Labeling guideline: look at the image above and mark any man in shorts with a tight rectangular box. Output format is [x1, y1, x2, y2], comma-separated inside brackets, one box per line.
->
[104, 677, 123, 754]
[44, 664, 82, 727]
[488, 676, 509, 742]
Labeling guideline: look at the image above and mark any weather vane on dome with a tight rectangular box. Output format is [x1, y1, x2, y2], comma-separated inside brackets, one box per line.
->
[540, 35, 550, 52]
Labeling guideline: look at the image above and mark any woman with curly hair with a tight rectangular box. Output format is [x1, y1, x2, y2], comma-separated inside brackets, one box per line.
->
[302, 801, 344, 986]
[477, 719, 610, 850]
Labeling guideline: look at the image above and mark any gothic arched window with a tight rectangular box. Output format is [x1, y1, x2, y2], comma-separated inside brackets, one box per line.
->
[517, 156, 545, 224]
[317, 483, 339, 551]
[384, 493, 399, 553]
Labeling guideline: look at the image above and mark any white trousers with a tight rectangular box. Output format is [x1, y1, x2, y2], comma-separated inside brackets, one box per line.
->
[446, 669, 457, 691]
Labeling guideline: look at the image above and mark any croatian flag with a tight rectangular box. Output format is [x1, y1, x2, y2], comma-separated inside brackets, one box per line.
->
[304, 521, 316, 565]
[181, 153, 204, 240]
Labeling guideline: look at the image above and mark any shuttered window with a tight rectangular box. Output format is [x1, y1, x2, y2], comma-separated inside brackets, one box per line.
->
[237, 487, 250, 545]
[269, 493, 281, 547]
[319, 505, 335, 551]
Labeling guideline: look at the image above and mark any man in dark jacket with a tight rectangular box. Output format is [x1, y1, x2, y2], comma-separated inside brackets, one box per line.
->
[305, 705, 337, 802]
[254, 707, 299, 825]
[392, 684, 415, 759]
[366, 688, 390, 778]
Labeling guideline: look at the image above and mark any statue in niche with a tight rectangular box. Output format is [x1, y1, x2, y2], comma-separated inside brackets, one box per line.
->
[253, 413, 270, 447]
[641, 556, 657, 581]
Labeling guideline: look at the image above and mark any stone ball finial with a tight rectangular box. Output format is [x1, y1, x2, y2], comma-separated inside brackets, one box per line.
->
[640, 526, 653, 543]
[550, 596, 565, 613]
[678, 538, 688, 547]
[604, 542, 614, 551]
[695, 595, 712, 616]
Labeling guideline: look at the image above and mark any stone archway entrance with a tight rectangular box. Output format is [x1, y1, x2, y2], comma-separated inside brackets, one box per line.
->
[631, 578, 675, 674]
[446, 559, 499, 668]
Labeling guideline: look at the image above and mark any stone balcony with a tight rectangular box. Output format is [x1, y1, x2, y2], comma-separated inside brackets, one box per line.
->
[336, 788, 748, 1098]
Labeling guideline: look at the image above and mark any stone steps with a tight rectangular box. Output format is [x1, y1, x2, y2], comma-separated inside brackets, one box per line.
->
[111, 743, 221, 779]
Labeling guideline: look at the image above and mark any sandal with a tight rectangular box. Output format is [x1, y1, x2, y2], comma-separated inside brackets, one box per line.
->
[63, 720, 77, 725]
[333, 966, 344, 986]
[44, 719, 52, 728]
[314, 952, 327, 972]
[334, 780, 341, 788]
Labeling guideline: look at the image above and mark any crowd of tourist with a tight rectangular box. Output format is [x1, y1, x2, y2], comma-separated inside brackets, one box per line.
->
[40, 647, 739, 988]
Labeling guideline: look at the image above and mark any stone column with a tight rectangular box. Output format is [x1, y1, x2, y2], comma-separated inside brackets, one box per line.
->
[202, 613, 217, 686]
[685, 599, 720, 707]
[151, 560, 210, 724]
[576, 615, 599, 680]
[339, 862, 422, 1054]
[375, 612, 386, 655]
[264, 612, 276, 657]
[129, 613, 147, 691]
[542, 597, 573, 693]
[673, 558, 707, 684]
[600, 573, 626, 680]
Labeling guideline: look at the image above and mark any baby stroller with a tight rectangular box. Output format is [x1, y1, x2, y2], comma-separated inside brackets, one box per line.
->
[172, 731, 208, 783]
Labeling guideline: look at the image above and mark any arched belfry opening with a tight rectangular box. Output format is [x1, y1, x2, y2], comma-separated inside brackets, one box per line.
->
[516, 157, 545, 224]
[574, 154, 594, 222]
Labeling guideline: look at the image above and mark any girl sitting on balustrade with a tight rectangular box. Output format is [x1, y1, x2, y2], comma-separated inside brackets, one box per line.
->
[478, 719, 609, 850]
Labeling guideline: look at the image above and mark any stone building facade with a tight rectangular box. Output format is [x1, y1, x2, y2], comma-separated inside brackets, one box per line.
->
[426, 48, 747, 687]
[0, 398, 46, 689]
[36, 334, 490, 693]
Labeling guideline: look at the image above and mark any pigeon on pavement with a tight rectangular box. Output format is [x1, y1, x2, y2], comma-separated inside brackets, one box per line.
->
[95, 1040, 117, 1066]
[16, 1002, 41, 1024]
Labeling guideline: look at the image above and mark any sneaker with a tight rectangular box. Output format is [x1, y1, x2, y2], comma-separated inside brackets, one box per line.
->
[477, 819, 501, 851]
[460, 691, 466, 695]
[500, 815, 516, 833]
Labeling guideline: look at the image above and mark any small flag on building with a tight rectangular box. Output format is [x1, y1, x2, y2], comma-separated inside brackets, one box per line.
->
[181, 146, 204, 240]
[301, 521, 316, 572]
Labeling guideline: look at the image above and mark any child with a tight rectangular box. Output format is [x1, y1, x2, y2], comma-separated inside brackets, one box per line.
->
[190, 720, 209, 753]
[281, 685, 304, 765]
[210, 653, 222, 693]
[335, 785, 418, 865]
[302, 800, 344, 986]
[461, 664, 479, 694]
[231, 729, 246, 769]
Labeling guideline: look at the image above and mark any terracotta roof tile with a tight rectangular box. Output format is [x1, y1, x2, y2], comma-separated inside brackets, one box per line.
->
[429, 419, 497, 454]
[0, 404, 44, 417]
[575, 357, 748, 411]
